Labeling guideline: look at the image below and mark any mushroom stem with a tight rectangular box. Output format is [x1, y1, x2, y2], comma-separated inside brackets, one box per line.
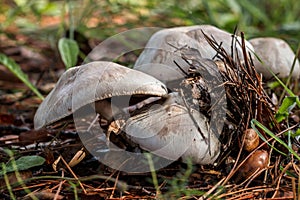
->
[95, 100, 121, 122]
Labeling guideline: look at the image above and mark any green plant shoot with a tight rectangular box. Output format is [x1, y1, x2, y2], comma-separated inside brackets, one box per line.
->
[0, 53, 44, 100]
[275, 96, 297, 123]
[58, 37, 79, 69]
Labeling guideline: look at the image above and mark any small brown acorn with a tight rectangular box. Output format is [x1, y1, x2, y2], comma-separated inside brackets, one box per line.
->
[243, 128, 259, 152]
[237, 150, 269, 180]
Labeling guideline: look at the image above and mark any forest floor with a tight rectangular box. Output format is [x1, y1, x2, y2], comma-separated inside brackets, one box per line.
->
[1, 17, 300, 200]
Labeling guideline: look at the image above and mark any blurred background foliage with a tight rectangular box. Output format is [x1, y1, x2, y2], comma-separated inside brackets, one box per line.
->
[0, 0, 299, 50]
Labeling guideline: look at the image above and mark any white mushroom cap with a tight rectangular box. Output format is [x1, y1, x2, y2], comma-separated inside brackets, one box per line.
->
[34, 61, 168, 129]
[134, 25, 254, 84]
[125, 92, 220, 165]
[249, 37, 300, 78]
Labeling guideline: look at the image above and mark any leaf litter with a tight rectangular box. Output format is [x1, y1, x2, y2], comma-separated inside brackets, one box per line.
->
[0, 30, 299, 199]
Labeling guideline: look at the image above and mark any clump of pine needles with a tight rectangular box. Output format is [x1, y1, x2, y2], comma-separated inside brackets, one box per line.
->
[178, 30, 300, 199]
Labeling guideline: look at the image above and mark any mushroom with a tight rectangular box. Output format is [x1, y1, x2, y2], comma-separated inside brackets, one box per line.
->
[34, 61, 220, 165]
[125, 92, 220, 164]
[249, 37, 300, 78]
[134, 25, 254, 87]
[34, 61, 168, 129]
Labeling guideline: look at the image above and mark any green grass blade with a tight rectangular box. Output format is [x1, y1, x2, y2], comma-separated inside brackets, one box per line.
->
[69, 181, 79, 200]
[252, 45, 300, 108]
[145, 153, 161, 197]
[1, 163, 16, 200]
[0, 53, 44, 100]
[4, 149, 38, 200]
[285, 43, 300, 90]
[251, 119, 300, 161]
[251, 120, 287, 156]
[238, 0, 270, 25]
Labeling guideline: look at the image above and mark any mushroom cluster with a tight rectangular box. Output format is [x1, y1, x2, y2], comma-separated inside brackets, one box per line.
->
[34, 25, 299, 169]
[34, 60, 221, 166]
